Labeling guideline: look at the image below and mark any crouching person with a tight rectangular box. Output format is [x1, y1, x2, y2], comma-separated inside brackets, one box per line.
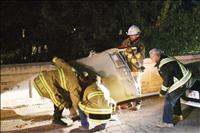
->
[33, 57, 82, 126]
[71, 76, 116, 132]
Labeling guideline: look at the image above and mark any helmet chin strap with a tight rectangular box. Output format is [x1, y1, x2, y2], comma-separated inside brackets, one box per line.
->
[130, 36, 140, 43]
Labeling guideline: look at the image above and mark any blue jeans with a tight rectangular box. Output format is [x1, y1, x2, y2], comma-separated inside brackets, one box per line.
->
[78, 107, 89, 129]
[163, 86, 188, 123]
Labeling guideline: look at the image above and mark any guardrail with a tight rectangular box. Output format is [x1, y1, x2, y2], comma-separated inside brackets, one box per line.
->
[1, 54, 200, 91]
[0, 62, 55, 91]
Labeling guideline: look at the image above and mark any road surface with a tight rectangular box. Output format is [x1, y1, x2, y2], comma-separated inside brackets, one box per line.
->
[1, 96, 200, 133]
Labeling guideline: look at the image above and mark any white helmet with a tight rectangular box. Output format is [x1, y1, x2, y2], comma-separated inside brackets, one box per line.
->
[127, 25, 141, 35]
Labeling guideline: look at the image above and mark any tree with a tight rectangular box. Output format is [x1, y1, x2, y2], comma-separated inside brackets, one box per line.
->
[1, 1, 199, 64]
[146, 0, 200, 55]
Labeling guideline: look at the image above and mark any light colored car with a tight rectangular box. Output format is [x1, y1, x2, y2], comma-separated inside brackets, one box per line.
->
[181, 62, 200, 108]
[72, 48, 162, 103]
[72, 48, 200, 107]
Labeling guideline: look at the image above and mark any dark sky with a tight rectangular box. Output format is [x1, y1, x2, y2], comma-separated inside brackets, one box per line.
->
[1, 1, 42, 48]
[1, 0, 196, 44]
[0, 0, 198, 64]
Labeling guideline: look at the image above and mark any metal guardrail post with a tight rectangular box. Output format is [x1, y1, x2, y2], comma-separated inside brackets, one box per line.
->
[29, 79, 32, 98]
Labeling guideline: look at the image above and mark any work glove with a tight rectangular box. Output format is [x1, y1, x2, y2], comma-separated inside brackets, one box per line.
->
[159, 93, 164, 98]
[159, 90, 167, 97]
[138, 66, 145, 72]
[140, 66, 145, 72]
[71, 115, 80, 122]
[52, 56, 58, 64]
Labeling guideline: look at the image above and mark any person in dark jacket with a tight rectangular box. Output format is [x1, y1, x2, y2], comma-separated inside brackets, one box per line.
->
[149, 48, 200, 128]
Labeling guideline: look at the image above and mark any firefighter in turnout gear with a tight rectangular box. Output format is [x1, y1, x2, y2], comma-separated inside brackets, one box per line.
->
[71, 75, 116, 132]
[33, 57, 82, 126]
[118, 25, 145, 110]
[149, 48, 200, 128]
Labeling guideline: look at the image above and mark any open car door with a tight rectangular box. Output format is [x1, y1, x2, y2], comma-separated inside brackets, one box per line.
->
[72, 48, 162, 103]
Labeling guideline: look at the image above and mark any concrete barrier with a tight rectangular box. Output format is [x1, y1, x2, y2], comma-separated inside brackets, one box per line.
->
[1, 54, 200, 91]
[0, 62, 55, 91]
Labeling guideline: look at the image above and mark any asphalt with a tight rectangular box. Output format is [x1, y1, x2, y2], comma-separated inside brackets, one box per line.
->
[1, 96, 200, 133]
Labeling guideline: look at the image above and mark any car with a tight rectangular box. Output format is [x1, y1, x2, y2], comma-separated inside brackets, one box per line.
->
[181, 62, 200, 108]
[71, 48, 200, 107]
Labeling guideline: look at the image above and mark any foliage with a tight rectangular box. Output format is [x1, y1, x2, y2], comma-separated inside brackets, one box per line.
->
[1, 1, 199, 64]
[145, 1, 200, 56]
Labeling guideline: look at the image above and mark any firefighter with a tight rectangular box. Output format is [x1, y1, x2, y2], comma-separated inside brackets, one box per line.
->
[149, 48, 200, 128]
[118, 25, 145, 110]
[71, 75, 116, 132]
[33, 57, 81, 126]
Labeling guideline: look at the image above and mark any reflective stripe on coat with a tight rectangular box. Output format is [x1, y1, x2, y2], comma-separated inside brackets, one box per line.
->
[159, 57, 192, 93]
[78, 83, 115, 123]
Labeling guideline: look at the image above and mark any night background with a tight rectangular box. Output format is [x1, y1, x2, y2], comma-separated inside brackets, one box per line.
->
[1, 0, 200, 64]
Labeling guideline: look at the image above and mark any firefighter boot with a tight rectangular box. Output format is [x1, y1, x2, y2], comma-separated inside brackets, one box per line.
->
[69, 126, 90, 133]
[52, 105, 67, 126]
[90, 123, 106, 132]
